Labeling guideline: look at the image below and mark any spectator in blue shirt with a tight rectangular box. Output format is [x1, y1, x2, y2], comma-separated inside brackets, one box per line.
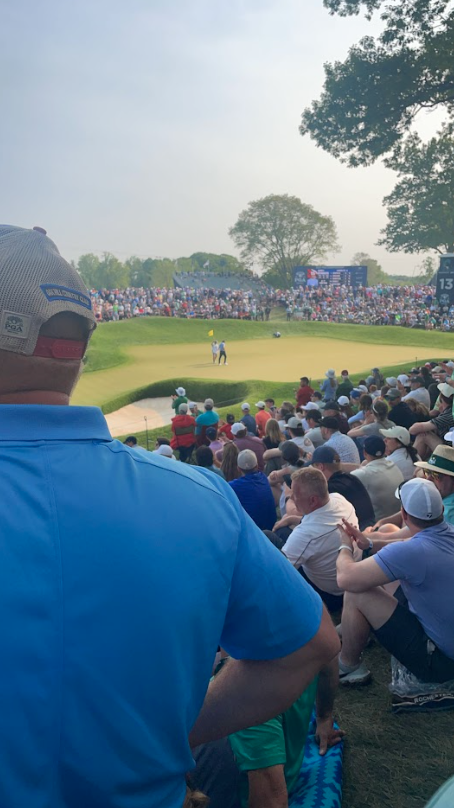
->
[195, 397, 220, 435]
[240, 402, 258, 436]
[229, 450, 277, 530]
[0, 225, 340, 808]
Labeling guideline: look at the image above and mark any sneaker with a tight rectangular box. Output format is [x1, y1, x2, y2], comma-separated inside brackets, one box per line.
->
[339, 660, 371, 685]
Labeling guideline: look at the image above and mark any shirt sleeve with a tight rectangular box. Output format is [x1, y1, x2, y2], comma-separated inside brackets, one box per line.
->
[229, 715, 286, 773]
[281, 522, 314, 567]
[375, 539, 426, 586]
[220, 500, 323, 661]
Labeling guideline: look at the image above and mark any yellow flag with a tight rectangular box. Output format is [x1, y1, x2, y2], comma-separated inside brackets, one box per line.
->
[208, 329, 214, 337]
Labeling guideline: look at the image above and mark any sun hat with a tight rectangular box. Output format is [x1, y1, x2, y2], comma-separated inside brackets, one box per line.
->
[397, 374, 409, 385]
[255, 401, 266, 409]
[444, 430, 454, 444]
[395, 478, 443, 520]
[325, 369, 336, 378]
[438, 382, 454, 398]
[385, 389, 402, 401]
[364, 435, 386, 458]
[385, 377, 398, 387]
[415, 445, 454, 478]
[175, 386, 186, 396]
[287, 416, 304, 430]
[302, 401, 320, 411]
[231, 422, 246, 436]
[380, 426, 411, 446]
[241, 402, 251, 411]
[237, 449, 258, 471]
[337, 395, 350, 406]
[0, 224, 96, 357]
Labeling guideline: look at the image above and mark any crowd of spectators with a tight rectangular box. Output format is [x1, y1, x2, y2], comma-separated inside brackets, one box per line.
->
[90, 278, 454, 331]
[123, 359, 454, 805]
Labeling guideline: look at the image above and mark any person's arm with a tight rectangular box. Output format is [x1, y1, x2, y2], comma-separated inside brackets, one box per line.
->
[409, 419, 436, 435]
[347, 426, 365, 438]
[263, 448, 282, 461]
[273, 514, 301, 531]
[315, 654, 345, 756]
[247, 766, 287, 808]
[336, 522, 392, 592]
[368, 511, 402, 530]
[189, 608, 340, 747]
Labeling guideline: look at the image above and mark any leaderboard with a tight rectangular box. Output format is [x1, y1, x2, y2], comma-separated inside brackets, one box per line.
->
[293, 265, 368, 289]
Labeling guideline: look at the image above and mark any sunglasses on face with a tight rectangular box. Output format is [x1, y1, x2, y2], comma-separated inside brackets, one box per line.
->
[423, 469, 443, 482]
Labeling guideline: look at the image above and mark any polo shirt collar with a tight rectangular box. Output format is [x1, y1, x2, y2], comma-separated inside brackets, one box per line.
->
[0, 405, 112, 442]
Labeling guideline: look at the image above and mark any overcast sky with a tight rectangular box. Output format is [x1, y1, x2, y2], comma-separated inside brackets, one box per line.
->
[0, 0, 443, 276]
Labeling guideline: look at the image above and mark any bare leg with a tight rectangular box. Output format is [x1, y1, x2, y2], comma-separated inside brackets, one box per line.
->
[340, 587, 399, 668]
[414, 433, 442, 461]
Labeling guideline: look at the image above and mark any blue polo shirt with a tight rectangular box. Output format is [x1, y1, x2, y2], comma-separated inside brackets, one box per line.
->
[0, 405, 322, 807]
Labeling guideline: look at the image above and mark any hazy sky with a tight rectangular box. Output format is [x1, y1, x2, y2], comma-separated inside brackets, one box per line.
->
[1, 0, 443, 276]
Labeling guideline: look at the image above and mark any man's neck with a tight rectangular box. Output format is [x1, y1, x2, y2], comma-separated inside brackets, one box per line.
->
[0, 391, 70, 405]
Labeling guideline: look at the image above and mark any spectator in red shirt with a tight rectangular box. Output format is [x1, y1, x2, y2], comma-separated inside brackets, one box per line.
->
[295, 377, 314, 408]
[218, 413, 235, 441]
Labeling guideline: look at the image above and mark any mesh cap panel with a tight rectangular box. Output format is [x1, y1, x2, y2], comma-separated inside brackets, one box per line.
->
[0, 225, 95, 355]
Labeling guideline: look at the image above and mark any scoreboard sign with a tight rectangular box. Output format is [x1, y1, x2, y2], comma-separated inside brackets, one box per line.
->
[436, 255, 454, 306]
[292, 265, 368, 289]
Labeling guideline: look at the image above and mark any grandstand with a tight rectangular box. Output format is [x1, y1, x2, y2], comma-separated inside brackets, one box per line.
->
[173, 271, 268, 294]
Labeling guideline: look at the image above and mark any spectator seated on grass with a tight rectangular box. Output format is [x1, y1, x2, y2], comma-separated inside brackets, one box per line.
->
[347, 399, 395, 440]
[403, 375, 431, 409]
[308, 446, 375, 531]
[220, 441, 241, 483]
[170, 402, 196, 463]
[384, 388, 418, 430]
[219, 424, 265, 471]
[336, 478, 454, 686]
[380, 426, 418, 481]
[262, 419, 286, 475]
[347, 393, 373, 427]
[229, 450, 277, 531]
[320, 417, 360, 465]
[267, 441, 305, 513]
[285, 416, 315, 457]
[240, 403, 258, 436]
[351, 436, 404, 522]
[206, 426, 223, 454]
[304, 408, 325, 449]
[410, 385, 454, 461]
[280, 468, 360, 612]
[124, 435, 148, 454]
[154, 444, 177, 460]
[195, 446, 225, 478]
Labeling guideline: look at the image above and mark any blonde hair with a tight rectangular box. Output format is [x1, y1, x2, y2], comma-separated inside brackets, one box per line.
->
[265, 418, 284, 444]
[291, 467, 329, 500]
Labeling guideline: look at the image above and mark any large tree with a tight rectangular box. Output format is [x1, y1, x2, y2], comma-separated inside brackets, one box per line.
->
[229, 194, 339, 287]
[378, 125, 454, 254]
[300, 0, 454, 166]
[351, 252, 389, 285]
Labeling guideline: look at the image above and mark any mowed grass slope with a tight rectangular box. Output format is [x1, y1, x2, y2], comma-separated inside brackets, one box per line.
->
[84, 317, 454, 373]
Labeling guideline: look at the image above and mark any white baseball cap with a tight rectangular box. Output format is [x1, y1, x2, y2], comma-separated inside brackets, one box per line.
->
[255, 401, 266, 409]
[0, 224, 96, 357]
[302, 401, 320, 411]
[175, 387, 186, 396]
[337, 396, 350, 406]
[397, 374, 410, 385]
[438, 382, 454, 398]
[395, 478, 443, 520]
[154, 444, 176, 459]
[386, 377, 398, 387]
[241, 403, 251, 411]
[231, 422, 246, 436]
[380, 426, 411, 446]
[237, 449, 258, 470]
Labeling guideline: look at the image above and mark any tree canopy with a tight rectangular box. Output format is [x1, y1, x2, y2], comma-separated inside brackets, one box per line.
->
[350, 252, 390, 285]
[76, 252, 246, 289]
[301, 0, 454, 166]
[378, 125, 454, 254]
[229, 194, 339, 287]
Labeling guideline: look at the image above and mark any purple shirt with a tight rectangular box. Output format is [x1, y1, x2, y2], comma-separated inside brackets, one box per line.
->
[375, 522, 454, 658]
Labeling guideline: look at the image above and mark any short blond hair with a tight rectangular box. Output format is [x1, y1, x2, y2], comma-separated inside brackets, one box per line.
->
[291, 466, 328, 500]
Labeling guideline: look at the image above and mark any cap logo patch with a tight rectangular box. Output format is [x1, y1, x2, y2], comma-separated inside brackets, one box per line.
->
[40, 284, 92, 310]
[1, 311, 31, 339]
